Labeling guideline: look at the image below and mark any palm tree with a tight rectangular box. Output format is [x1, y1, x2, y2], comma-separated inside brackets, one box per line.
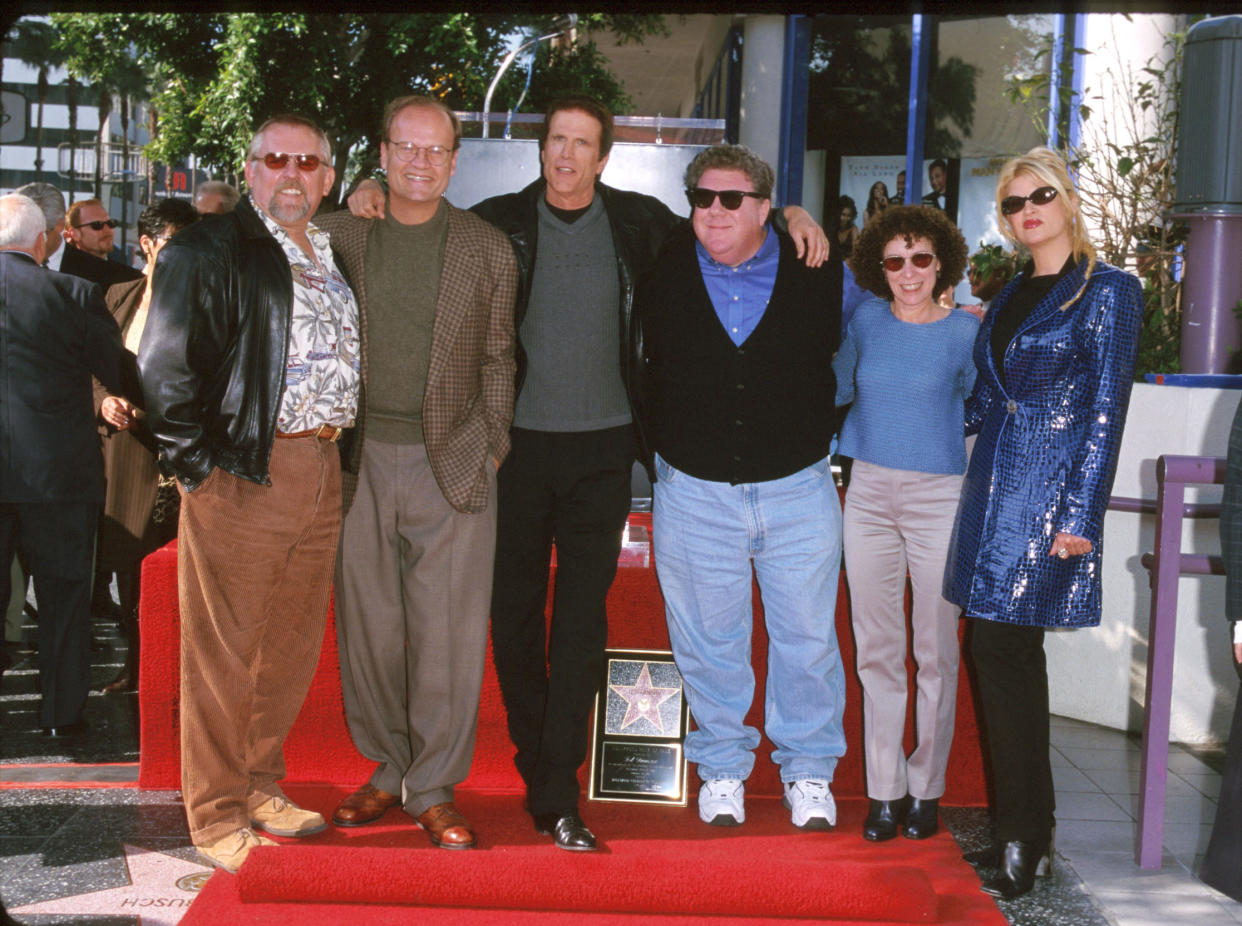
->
[7, 19, 66, 182]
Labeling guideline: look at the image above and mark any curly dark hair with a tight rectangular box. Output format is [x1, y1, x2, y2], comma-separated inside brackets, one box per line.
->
[848, 204, 968, 302]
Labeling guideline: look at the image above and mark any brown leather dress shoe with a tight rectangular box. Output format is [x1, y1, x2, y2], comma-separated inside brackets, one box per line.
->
[416, 802, 476, 849]
[332, 783, 400, 827]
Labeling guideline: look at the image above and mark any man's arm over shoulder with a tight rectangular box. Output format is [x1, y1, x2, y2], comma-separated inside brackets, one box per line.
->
[137, 240, 230, 489]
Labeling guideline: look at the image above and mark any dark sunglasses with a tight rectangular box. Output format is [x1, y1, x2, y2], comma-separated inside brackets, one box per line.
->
[685, 188, 765, 210]
[1000, 185, 1058, 215]
[74, 219, 119, 231]
[880, 252, 936, 273]
[255, 152, 323, 172]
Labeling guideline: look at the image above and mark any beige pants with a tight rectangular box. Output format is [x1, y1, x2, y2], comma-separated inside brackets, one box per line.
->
[177, 437, 341, 845]
[335, 441, 496, 816]
[843, 460, 963, 801]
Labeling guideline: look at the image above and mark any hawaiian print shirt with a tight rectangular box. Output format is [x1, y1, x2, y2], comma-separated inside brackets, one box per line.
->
[255, 199, 361, 432]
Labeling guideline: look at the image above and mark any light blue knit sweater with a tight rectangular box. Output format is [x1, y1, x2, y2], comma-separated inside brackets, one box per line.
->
[833, 297, 979, 475]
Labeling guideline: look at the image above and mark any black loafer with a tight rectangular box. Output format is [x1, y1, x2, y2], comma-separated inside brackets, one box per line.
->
[902, 797, 939, 839]
[533, 812, 597, 851]
[862, 798, 906, 842]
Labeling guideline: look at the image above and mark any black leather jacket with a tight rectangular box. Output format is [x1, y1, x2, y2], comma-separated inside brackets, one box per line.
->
[470, 178, 681, 401]
[139, 198, 297, 491]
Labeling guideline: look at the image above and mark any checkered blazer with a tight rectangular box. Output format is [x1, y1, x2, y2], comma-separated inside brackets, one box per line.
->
[316, 202, 518, 513]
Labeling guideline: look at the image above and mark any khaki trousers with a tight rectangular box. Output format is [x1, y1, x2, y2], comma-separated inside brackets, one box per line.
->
[843, 460, 963, 801]
[178, 437, 341, 845]
[335, 441, 496, 816]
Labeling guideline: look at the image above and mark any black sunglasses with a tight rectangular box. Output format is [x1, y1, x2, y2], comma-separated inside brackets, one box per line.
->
[1000, 186, 1059, 216]
[255, 152, 323, 172]
[880, 252, 936, 273]
[686, 188, 766, 211]
[74, 219, 119, 231]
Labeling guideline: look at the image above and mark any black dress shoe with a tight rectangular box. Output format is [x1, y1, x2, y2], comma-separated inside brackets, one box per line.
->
[902, 797, 939, 839]
[980, 839, 1053, 900]
[42, 721, 89, 737]
[533, 812, 597, 851]
[862, 798, 906, 842]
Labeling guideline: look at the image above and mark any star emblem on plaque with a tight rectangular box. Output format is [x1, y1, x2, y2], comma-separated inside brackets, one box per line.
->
[589, 649, 689, 805]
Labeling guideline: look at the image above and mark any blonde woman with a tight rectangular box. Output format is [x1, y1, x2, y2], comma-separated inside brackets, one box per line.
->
[944, 147, 1143, 899]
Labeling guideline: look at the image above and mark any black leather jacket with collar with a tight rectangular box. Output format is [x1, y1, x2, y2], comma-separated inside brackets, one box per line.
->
[139, 198, 318, 491]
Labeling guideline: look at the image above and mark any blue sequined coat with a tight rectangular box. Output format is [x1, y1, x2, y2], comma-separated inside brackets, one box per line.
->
[943, 258, 1143, 627]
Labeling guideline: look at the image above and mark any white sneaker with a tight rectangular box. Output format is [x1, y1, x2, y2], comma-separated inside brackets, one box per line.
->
[783, 779, 836, 830]
[699, 778, 745, 826]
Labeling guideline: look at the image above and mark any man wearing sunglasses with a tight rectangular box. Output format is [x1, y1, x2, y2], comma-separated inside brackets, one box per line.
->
[633, 144, 845, 834]
[139, 114, 361, 874]
[66, 199, 125, 263]
[16, 184, 142, 292]
[315, 95, 517, 851]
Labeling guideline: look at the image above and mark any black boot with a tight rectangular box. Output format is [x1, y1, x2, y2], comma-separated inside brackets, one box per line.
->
[980, 839, 1053, 900]
[966, 823, 1055, 868]
[862, 797, 906, 842]
[902, 797, 939, 839]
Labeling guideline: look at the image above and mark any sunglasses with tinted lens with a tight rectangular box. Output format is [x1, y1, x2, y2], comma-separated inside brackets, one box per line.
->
[257, 152, 323, 172]
[685, 188, 765, 210]
[1000, 185, 1058, 215]
[75, 219, 120, 231]
[880, 252, 936, 273]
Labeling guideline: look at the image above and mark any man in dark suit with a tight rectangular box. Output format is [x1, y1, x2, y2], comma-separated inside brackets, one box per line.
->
[0, 193, 139, 736]
[16, 183, 144, 621]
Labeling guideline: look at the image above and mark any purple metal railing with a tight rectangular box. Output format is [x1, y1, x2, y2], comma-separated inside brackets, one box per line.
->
[1112, 454, 1227, 869]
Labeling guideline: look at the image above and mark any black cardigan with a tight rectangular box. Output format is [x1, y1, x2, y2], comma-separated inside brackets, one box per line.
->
[633, 224, 842, 485]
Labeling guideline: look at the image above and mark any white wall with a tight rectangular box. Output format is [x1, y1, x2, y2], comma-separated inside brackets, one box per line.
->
[1047, 383, 1241, 744]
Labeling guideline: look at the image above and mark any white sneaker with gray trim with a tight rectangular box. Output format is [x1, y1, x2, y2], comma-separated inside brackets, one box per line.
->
[699, 777, 745, 826]
[783, 779, 836, 830]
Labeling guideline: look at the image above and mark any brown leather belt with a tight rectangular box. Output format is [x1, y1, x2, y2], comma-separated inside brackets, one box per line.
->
[275, 424, 344, 442]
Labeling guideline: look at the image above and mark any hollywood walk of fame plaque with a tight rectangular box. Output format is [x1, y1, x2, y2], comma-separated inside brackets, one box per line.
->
[588, 649, 688, 805]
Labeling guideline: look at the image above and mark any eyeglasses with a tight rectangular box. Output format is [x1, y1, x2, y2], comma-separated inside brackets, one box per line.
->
[880, 252, 936, 273]
[74, 219, 119, 231]
[685, 188, 766, 211]
[254, 152, 323, 172]
[1000, 186, 1059, 215]
[386, 141, 453, 165]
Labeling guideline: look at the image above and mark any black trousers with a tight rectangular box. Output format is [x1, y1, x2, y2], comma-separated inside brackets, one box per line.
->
[970, 617, 1056, 843]
[490, 426, 634, 815]
[0, 500, 98, 727]
[1201, 682, 1242, 901]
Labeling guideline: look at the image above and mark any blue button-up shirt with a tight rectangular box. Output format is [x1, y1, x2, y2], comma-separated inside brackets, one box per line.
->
[696, 227, 779, 346]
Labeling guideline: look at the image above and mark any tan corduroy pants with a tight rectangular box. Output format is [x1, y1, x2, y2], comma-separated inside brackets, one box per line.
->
[177, 437, 341, 846]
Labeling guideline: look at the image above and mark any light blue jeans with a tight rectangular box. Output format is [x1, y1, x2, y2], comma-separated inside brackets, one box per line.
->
[652, 453, 846, 783]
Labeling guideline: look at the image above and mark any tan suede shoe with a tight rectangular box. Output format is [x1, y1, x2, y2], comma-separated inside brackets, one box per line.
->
[196, 827, 277, 873]
[249, 795, 328, 837]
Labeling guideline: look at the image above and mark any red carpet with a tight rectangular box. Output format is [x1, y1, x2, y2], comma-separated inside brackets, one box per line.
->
[178, 788, 1005, 925]
[138, 515, 988, 803]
